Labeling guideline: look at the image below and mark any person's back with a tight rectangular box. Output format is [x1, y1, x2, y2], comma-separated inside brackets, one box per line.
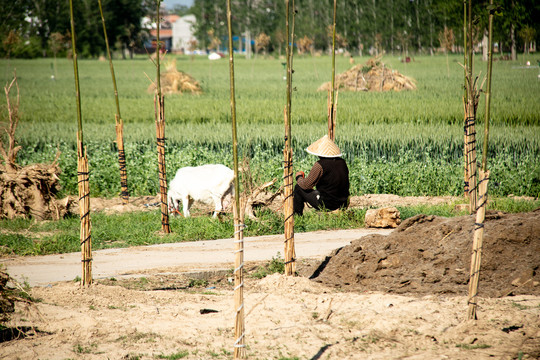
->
[316, 157, 349, 210]
[293, 135, 350, 215]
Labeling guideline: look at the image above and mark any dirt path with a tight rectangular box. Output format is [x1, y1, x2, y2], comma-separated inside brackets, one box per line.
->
[1, 228, 393, 286]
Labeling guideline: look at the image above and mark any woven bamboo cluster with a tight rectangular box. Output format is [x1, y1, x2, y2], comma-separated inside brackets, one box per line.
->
[147, 59, 202, 95]
[318, 57, 416, 92]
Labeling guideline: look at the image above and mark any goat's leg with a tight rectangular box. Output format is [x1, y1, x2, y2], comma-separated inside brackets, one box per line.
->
[182, 195, 192, 217]
[212, 196, 224, 218]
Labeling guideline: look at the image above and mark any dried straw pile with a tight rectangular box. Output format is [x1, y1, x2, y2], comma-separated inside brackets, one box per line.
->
[1, 75, 71, 221]
[147, 59, 202, 95]
[0, 269, 15, 323]
[318, 57, 416, 92]
[0, 161, 71, 221]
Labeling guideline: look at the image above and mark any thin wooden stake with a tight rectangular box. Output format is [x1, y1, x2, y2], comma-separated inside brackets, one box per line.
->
[154, 1, 170, 234]
[98, 0, 129, 204]
[467, 169, 489, 319]
[77, 138, 92, 286]
[467, 0, 495, 321]
[463, 0, 478, 213]
[226, 1, 245, 358]
[70, 0, 92, 286]
[482, 0, 495, 172]
[283, 106, 295, 277]
[464, 82, 478, 213]
[328, 0, 337, 141]
[283, 0, 296, 277]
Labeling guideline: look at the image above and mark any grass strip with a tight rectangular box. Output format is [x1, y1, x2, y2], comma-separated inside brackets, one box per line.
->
[1, 198, 537, 256]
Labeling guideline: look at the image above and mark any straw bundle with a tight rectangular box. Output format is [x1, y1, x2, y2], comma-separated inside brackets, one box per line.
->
[318, 57, 416, 92]
[0, 162, 70, 220]
[147, 59, 202, 95]
[1, 75, 70, 220]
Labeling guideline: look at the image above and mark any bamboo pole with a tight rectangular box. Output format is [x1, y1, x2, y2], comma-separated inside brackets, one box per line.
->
[226, 1, 245, 358]
[328, 0, 337, 141]
[464, 90, 478, 213]
[154, 0, 170, 233]
[98, 0, 129, 204]
[467, 0, 495, 320]
[283, 0, 296, 277]
[463, 0, 478, 213]
[462, 0, 468, 199]
[69, 0, 92, 286]
[77, 137, 92, 286]
[467, 169, 489, 319]
[482, 1, 494, 172]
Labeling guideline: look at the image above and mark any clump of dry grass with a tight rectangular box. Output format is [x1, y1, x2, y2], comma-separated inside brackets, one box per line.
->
[1, 74, 71, 220]
[318, 56, 416, 92]
[147, 59, 202, 95]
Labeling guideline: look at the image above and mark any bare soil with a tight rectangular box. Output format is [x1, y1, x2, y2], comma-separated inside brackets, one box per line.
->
[1, 194, 539, 359]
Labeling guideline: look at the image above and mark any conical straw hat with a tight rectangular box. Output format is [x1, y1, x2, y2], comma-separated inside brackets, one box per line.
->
[306, 135, 342, 158]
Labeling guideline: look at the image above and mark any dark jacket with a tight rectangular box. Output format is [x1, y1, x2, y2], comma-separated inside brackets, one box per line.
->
[297, 157, 350, 210]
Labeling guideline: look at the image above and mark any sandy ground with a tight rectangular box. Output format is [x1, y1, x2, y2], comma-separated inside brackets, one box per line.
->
[1, 195, 539, 359]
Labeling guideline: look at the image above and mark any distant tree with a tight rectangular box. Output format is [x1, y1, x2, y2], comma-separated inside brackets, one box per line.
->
[48, 32, 67, 77]
[518, 25, 535, 54]
[255, 32, 270, 57]
[207, 28, 221, 52]
[273, 28, 286, 57]
[190, 0, 214, 50]
[297, 35, 314, 55]
[2, 31, 20, 59]
[170, 4, 190, 16]
[438, 26, 455, 77]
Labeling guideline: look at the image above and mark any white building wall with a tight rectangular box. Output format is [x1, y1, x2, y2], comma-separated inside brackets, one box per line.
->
[172, 14, 196, 53]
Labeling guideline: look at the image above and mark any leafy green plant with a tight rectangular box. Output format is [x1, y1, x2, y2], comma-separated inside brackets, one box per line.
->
[251, 253, 285, 279]
[188, 278, 209, 288]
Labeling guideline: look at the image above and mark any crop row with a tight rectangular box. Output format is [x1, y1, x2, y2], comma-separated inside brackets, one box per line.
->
[3, 54, 540, 126]
[17, 127, 540, 198]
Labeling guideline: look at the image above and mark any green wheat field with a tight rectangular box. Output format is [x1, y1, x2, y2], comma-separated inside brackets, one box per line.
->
[1, 54, 539, 198]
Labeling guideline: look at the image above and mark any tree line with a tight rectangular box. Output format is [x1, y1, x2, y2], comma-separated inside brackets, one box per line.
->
[191, 0, 538, 59]
[1, 0, 538, 59]
[1, 0, 150, 58]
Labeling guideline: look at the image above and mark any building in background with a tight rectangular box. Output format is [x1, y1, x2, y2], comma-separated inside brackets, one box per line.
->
[144, 14, 196, 54]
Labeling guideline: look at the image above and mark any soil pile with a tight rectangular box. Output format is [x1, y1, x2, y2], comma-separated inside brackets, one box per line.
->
[318, 57, 416, 92]
[147, 59, 202, 95]
[311, 209, 540, 297]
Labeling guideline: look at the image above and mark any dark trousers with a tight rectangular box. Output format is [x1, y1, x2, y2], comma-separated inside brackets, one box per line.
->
[293, 184, 322, 215]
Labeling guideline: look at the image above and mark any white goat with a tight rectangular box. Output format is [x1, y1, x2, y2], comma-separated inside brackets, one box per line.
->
[167, 164, 235, 218]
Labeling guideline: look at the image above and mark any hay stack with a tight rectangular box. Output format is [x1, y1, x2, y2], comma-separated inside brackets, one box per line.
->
[147, 59, 202, 95]
[1, 75, 71, 221]
[318, 57, 416, 92]
[0, 161, 71, 221]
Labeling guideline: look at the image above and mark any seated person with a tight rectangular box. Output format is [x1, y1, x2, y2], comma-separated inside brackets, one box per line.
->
[294, 135, 350, 215]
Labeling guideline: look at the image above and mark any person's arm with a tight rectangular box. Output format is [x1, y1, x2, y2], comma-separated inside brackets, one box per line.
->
[296, 162, 323, 190]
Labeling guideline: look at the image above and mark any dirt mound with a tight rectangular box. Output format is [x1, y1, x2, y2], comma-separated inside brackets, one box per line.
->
[311, 209, 540, 297]
[318, 57, 416, 92]
[147, 59, 202, 95]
